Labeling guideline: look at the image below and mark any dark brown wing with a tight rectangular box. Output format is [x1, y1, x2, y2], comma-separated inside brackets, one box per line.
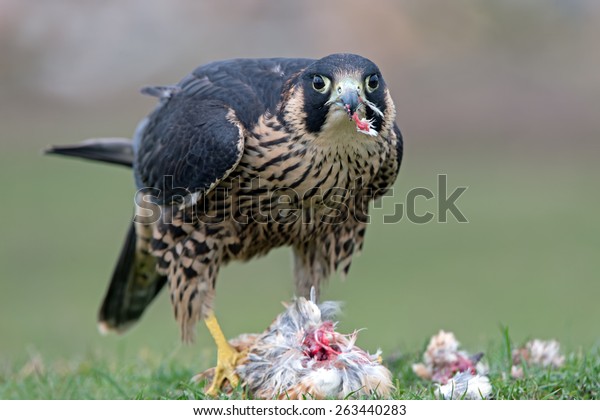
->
[133, 58, 315, 205]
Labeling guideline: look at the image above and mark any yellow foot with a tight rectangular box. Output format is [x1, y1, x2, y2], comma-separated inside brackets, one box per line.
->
[205, 343, 244, 396]
[202, 313, 245, 397]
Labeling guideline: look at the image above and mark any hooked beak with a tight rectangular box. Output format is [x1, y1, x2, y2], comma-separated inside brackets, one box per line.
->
[334, 78, 362, 116]
[325, 76, 384, 137]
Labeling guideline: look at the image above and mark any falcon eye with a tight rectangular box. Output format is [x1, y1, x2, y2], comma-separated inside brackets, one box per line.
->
[365, 74, 379, 93]
[312, 75, 330, 93]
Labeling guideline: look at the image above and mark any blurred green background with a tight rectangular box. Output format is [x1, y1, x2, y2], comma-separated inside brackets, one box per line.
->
[1, 0, 598, 371]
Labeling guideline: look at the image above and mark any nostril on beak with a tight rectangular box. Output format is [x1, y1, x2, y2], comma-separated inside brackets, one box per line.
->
[341, 91, 360, 115]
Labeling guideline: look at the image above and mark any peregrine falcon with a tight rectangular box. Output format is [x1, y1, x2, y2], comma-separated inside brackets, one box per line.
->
[47, 53, 403, 394]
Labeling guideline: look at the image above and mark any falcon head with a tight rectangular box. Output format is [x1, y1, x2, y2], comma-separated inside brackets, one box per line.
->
[280, 53, 396, 139]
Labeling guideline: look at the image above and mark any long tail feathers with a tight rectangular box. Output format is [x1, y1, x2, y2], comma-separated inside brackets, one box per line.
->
[44, 138, 134, 167]
[98, 222, 166, 334]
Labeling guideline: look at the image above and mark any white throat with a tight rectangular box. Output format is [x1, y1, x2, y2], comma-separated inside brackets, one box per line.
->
[314, 109, 377, 148]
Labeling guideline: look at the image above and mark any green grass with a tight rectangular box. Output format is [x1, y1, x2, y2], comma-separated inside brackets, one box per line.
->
[1, 139, 598, 400]
[1, 330, 598, 399]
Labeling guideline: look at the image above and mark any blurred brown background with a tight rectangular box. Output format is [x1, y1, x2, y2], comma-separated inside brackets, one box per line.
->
[1, 0, 598, 366]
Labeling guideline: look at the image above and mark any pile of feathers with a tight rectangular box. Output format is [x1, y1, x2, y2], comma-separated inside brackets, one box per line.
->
[205, 291, 393, 399]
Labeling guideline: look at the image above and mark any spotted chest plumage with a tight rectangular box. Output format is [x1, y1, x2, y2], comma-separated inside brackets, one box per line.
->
[148, 108, 399, 340]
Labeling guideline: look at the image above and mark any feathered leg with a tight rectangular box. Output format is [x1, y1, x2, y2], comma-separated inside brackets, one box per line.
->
[292, 245, 330, 301]
[292, 221, 363, 301]
[155, 216, 244, 395]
